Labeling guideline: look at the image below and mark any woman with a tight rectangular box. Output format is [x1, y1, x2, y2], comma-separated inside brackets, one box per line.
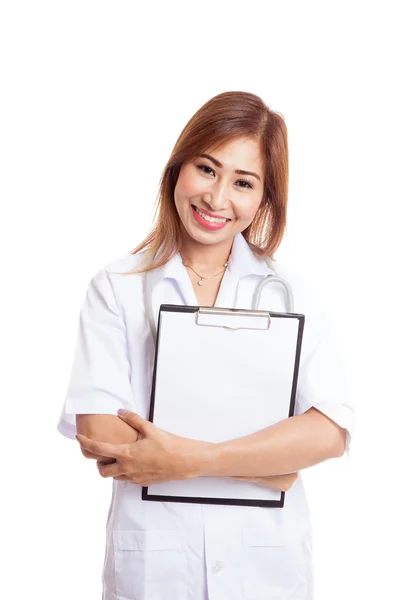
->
[57, 91, 354, 600]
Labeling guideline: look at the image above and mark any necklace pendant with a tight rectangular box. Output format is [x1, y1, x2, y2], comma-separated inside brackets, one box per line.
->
[198, 279, 204, 286]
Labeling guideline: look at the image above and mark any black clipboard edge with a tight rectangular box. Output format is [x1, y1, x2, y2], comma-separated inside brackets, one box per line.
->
[142, 490, 284, 508]
[143, 304, 305, 508]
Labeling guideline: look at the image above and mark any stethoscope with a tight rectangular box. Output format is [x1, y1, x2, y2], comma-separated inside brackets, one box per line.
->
[144, 251, 294, 347]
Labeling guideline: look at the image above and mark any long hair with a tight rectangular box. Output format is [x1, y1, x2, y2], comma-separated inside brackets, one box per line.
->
[119, 91, 288, 275]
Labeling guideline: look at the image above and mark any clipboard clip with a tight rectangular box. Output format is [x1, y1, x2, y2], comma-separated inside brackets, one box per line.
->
[196, 306, 272, 331]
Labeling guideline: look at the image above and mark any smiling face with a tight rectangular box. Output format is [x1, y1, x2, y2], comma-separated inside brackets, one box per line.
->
[174, 136, 265, 247]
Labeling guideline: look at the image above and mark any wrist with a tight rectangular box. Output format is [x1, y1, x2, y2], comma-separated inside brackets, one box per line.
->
[187, 440, 220, 478]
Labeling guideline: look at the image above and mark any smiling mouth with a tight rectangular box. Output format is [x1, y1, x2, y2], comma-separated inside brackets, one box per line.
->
[192, 205, 231, 223]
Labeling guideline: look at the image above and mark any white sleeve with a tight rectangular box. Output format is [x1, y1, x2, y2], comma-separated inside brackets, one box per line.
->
[293, 278, 355, 458]
[56, 267, 134, 440]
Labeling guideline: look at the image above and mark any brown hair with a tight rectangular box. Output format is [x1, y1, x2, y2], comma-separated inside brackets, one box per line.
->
[119, 90, 288, 275]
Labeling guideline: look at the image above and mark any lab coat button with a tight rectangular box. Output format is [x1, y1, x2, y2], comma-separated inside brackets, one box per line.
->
[212, 561, 224, 574]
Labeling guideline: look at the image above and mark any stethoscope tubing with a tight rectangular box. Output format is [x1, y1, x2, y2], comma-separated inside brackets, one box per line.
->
[144, 251, 293, 346]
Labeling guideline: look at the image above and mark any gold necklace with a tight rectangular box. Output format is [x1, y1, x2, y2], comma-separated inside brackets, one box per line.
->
[183, 259, 229, 286]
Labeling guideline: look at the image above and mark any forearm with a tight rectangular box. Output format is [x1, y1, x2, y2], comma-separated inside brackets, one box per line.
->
[76, 414, 139, 460]
[194, 408, 345, 478]
[76, 415, 297, 490]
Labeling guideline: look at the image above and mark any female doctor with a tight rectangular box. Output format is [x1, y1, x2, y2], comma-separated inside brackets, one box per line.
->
[57, 91, 355, 600]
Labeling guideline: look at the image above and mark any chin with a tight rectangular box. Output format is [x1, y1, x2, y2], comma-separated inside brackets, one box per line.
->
[190, 228, 237, 247]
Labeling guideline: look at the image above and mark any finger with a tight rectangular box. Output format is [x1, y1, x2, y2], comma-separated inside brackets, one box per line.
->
[80, 449, 102, 460]
[85, 453, 114, 463]
[117, 410, 152, 436]
[113, 472, 156, 485]
[75, 434, 121, 459]
[97, 460, 132, 479]
[96, 457, 117, 466]
[83, 450, 115, 463]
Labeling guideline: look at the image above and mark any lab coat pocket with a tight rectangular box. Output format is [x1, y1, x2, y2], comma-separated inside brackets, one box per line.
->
[113, 529, 188, 600]
[242, 523, 308, 600]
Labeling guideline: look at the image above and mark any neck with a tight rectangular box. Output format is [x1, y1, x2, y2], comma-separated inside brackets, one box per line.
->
[179, 234, 234, 275]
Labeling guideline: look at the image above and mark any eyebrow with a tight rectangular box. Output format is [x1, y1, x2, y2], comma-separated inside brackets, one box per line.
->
[198, 153, 261, 182]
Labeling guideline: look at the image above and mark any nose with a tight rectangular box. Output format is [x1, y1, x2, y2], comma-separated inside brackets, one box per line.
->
[202, 189, 229, 213]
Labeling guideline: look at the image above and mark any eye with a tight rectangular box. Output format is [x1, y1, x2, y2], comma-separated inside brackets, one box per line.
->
[196, 164, 215, 176]
[237, 179, 254, 190]
[195, 164, 254, 190]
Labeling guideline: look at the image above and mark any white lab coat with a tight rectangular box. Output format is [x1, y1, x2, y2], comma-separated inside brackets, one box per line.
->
[57, 232, 355, 600]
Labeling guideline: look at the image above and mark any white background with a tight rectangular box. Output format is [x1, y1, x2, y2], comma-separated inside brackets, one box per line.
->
[1, 1, 399, 598]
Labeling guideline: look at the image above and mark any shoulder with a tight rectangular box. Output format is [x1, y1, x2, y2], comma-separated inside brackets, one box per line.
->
[103, 249, 149, 280]
[86, 249, 150, 309]
[86, 250, 148, 285]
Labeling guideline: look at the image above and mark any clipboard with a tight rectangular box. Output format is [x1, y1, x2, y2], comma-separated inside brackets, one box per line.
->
[142, 303, 305, 508]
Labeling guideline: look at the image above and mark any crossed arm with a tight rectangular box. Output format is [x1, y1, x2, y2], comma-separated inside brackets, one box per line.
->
[76, 408, 346, 491]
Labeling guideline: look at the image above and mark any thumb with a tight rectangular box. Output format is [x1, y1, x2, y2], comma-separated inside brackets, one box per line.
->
[117, 409, 152, 435]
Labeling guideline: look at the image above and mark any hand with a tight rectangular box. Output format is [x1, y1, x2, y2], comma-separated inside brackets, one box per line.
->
[75, 410, 213, 486]
[76, 414, 140, 465]
[231, 472, 298, 492]
[79, 448, 116, 465]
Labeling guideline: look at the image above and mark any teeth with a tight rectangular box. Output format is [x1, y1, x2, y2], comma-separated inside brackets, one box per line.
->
[194, 206, 229, 223]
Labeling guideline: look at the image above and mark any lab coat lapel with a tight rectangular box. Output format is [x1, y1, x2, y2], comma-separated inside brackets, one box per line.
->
[180, 233, 276, 308]
[216, 233, 275, 309]
[148, 232, 275, 311]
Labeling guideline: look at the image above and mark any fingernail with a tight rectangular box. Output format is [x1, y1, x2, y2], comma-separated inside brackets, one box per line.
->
[117, 408, 127, 415]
